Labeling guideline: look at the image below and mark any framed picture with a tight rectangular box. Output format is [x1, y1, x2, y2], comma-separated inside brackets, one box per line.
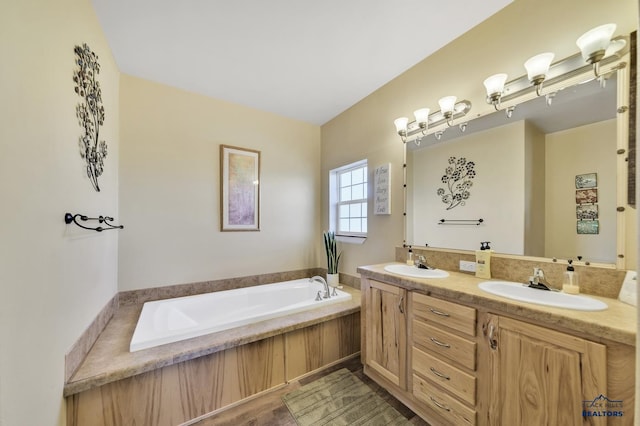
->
[577, 220, 599, 235]
[220, 145, 260, 231]
[576, 204, 599, 220]
[575, 188, 598, 204]
[575, 173, 597, 189]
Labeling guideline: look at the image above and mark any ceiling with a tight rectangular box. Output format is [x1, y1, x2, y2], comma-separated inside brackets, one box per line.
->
[91, 0, 512, 125]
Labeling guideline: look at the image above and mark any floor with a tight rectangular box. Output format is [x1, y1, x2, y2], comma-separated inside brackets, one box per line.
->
[193, 356, 430, 426]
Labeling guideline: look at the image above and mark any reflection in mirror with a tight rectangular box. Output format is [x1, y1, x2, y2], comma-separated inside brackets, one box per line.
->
[406, 73, 634, 266]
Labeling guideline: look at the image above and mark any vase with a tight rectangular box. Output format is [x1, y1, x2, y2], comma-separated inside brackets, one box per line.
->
[327, 273, 339, 288]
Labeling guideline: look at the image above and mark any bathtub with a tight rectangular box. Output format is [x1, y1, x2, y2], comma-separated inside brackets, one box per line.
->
[129, 278, 352, 352]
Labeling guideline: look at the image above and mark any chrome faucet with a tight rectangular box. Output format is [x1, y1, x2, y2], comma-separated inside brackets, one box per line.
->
[310, 276, 330, 299]
[415, 255, 433, 270]
[528, 267, 551, 290]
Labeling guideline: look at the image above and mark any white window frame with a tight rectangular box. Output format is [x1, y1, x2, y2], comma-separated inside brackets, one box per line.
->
[329, 159, 368, 243]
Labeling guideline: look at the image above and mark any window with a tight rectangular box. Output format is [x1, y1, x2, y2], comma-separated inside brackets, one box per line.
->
[330, 160, 368, 239]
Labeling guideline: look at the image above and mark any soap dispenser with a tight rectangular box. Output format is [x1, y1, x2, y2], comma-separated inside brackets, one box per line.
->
[475, 242, 493, 279]
[406, 246, 414, 266]
[562, 260, 580, 294]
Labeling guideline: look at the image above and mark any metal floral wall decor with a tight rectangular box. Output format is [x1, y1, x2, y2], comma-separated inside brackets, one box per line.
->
[73, 43, 107, 192]
[437, 156, 476, 210]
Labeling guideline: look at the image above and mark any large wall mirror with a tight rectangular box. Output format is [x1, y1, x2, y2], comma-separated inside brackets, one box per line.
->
[405, 54, 635, 269]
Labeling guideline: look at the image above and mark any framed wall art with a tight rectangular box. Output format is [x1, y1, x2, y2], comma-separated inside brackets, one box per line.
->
[575, 172, 597, 189]
[575, 188, 598, 204]
[220, 145, 260, 231]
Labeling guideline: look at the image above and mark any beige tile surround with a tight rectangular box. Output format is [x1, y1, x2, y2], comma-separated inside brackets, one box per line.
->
[397, 246, 626, 298]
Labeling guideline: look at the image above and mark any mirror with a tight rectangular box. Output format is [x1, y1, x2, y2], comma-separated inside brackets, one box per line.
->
[406, 70, 635, 267]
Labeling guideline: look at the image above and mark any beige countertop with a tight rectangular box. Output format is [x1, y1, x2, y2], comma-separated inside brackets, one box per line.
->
[358, 263, 636, 347]
[64, 286, 361, 397]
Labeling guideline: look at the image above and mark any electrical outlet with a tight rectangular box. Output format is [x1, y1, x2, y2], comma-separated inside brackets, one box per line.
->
[460, 260, 476, 272]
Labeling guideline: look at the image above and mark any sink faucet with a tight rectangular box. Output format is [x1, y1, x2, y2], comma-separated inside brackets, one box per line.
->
[310, 276, 330, 299]
[528, 267, 551, 291]
[415, 255, 434, 270]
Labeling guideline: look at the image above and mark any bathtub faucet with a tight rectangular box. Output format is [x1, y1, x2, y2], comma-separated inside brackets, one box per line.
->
[310, 276, 330, 299]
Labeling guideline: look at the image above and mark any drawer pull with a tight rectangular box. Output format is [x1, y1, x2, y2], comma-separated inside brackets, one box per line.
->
[429, 307, 450, 317]
[430, 396, 451, 412]
[430, 367, 450, 380]
[430, 337, 451, 348]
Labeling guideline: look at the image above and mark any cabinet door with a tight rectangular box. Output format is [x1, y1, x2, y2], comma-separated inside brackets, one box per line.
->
[364, 279, 407, 390]
[482, 314, 607, 426]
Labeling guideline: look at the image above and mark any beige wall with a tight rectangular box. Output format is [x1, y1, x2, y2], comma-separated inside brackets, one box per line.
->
[118, 75, 321, 291]
[0, 0, 120, 424]
[545, 119, 617, 263]
[321, 0, 638, 276]
[409, 121, 526, 254]
[524, 121, 546, 257]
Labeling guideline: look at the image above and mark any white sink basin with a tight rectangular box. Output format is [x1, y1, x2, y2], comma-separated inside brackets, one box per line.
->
[384, 264, 449, 279]
[479, 281, 607, 311]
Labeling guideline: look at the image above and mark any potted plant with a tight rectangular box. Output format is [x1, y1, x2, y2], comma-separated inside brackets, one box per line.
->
[323, 231, 342, 287]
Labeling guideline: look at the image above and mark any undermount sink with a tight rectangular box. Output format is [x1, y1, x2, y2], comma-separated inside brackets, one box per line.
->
[384, 263, 449, 279]
[479, 281, 608, 311]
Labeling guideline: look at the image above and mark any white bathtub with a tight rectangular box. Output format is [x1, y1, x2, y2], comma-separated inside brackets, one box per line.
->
[129, 278, 352, 352]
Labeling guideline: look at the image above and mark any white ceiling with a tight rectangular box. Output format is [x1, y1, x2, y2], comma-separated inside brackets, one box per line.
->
[92, 0, 512, 125]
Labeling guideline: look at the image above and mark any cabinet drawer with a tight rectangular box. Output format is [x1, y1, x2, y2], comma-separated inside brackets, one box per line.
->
[413, 321, 476, 370]
[413, 293, 476, 337]
[413, 346, 476, 405]
[413, 374, 476, 426]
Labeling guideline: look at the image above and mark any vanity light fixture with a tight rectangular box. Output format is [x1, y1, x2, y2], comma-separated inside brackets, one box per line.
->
[483, 73, 508, 110]
[524, 52, 554, 96]
[482, 23, 627, 113]
[576, 23, 618, 77]
[393, 99, 471, 144]
[438, 96, 457, 126]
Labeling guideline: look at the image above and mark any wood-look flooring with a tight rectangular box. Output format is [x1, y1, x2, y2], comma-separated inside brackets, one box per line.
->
[192, 357, 430, 426]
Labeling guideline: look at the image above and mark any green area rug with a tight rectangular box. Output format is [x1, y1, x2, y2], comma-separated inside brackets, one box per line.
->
[282, 368, 411, 426]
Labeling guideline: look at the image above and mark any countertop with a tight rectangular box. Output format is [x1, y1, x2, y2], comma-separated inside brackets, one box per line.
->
[358, 263, 636, 346]
[64, 286, 361, 397]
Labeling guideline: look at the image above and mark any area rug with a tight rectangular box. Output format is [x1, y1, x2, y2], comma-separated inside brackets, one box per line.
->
[282, 368, 411, 426]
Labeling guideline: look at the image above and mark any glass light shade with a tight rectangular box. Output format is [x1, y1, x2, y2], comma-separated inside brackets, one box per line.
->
[394, 117, 408, 134]
[413, 108, 430, 125]
[576, 23, 616, 62]
[438, 96, 457, 113]
[524, 52, 554, 81]
[483, 73, 508, 96]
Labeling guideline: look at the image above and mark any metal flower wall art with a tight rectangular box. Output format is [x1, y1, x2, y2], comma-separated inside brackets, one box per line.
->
[73, 43, 107, 192]
[437, 156, 476, 210]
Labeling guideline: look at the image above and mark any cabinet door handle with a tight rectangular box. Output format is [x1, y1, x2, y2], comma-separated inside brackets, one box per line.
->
[398, 296, 405, 314]
[430, 396, 451, 412]
[429, 307, 450, 317]
[488, 324, 498, 350]
[430, 367, 450, 380]
[430, 337, 451, 348]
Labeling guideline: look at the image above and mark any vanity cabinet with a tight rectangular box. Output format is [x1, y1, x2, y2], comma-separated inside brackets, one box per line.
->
[411, 292, 477, 425]
[362, 278, 408, 390]
[479, 313, 607, 426]
[360, 271, 635, 426]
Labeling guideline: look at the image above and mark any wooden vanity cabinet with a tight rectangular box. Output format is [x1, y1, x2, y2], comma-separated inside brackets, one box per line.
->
[362, 278, 408, 391]
[411, 292, 478, 425]
[478, 313, 608, 426]
[361, 275, 634, 426]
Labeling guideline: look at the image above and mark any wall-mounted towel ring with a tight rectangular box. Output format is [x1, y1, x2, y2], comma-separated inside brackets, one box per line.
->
[64, 213, 123, 232]
[438, 218, 484, 226]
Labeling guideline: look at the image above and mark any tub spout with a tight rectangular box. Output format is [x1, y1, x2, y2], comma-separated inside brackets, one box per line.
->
[310, 276, 330, 299]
